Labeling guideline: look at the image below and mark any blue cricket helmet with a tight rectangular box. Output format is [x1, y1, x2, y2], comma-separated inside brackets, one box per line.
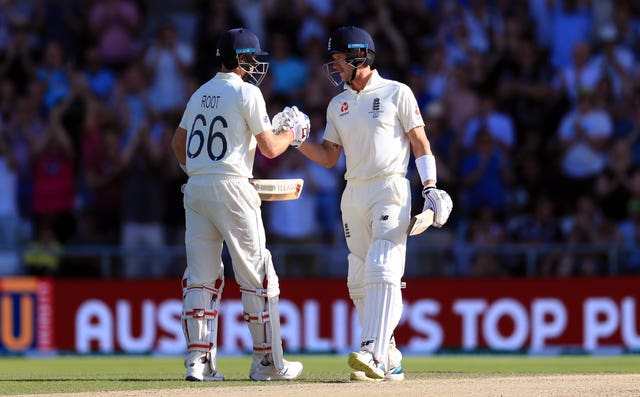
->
[216, 28, 269, 86]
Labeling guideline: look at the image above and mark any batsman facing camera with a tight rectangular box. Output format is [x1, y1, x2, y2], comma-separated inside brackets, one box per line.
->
[323, 26, 376, 86]
[297, 25, 452, 382]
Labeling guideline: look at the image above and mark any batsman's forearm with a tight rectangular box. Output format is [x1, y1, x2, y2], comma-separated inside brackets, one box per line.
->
[256, 128, 293, 159]
[297, 140, 340, 168]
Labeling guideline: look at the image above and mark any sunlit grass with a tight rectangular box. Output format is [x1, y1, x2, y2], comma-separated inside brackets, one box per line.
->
[0, 354, 638, 395]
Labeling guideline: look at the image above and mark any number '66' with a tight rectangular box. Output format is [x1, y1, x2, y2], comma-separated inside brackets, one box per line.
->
[187, 114, 228, 161]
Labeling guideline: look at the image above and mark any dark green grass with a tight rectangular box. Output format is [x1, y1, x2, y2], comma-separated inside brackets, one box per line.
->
[0, 354, 639, 395]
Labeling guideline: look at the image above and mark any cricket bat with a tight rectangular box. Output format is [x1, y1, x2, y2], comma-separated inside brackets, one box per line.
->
[250, 178, 304, 201]
[407, 209, 434, 236]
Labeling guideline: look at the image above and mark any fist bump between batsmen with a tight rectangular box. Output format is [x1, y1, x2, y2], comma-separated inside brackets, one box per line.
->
[273, 106, 310, 148]
[271, 111, 292, 135]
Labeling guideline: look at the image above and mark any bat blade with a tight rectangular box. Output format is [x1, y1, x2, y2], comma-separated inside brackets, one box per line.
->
[250, 178, 304, 201]
[407, 209, 435, 236]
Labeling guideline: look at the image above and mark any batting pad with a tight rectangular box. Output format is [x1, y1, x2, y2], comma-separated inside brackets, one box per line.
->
[364, 240, 404, 286]
[242, 292, 268, 353]
[361, 239, 404, 365]
[182, 280, 223, 358]
[239, 250, 285, 372]
[361, 282, 403, 365]
[347, 253, 366, 325]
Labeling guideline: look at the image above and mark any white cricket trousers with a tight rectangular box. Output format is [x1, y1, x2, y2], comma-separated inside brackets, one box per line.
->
[341, 175, 411, 289]
[182, 175, 269, 290]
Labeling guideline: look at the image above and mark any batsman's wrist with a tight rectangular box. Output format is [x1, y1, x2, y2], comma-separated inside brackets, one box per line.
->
[422, 183, 436, 198]
[415, 154, 437, 185]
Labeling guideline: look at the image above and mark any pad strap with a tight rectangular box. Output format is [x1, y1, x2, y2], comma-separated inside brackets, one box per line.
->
[240, 287, 269, 297]
[244, 311, 270, 324]
[184, 285, 221, 298]
[183, 278, 223, 298]
[187, 342, 213, 351]
[253, 343, 272, 354]
[182, 308, 218, 320]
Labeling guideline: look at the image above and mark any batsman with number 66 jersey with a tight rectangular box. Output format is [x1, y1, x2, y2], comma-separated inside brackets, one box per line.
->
[171, 28, 307, 382]
[298, 26, 453, 381]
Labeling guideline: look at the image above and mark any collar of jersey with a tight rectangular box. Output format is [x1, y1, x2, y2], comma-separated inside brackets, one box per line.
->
[345, 69, 381, 94]
[216, 71, 243, 81]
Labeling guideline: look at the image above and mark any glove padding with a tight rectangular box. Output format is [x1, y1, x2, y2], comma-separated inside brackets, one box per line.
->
[271, 110, 292, 135]
[273, 106, 309, 148]
[422, 185, 453, 227]
[286, 106, 310, 147]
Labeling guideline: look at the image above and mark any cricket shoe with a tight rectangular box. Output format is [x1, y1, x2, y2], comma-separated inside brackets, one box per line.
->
[384, 363, 405, 380]
[347, 350, 385, 379]
[385, 343, 405, 380]
[350, 363, 404, 382]
[350, 371, 381, 382]
[249, 356, 303, 381]
[184, 352, 224, 381]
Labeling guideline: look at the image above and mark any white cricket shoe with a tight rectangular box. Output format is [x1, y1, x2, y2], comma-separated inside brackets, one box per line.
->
[350, 365, 404, 381]
[350, 371, 381, 382]
[184, 352, 224, 382]
[249, 356, 303, 381]
[347, 350, 384, 379]
[384, 363, 405, 381]
[385, 343, 405, 381]
[350, 339, 404, 381]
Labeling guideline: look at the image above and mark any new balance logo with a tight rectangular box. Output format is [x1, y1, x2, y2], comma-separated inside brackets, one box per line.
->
[194, 309, 205, 318]
[361, 340, 374, 348]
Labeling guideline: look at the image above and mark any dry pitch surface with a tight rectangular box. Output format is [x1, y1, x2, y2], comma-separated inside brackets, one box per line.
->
[12, 375, 640, 397]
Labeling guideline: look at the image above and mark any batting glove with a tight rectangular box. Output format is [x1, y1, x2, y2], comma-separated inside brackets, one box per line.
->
[422, 185, 453, 227]
[271, 110, 293, 135]
[284, 106, 310, 148]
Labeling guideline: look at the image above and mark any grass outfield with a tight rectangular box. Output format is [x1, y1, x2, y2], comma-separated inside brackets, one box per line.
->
[0, 354, 639, 395]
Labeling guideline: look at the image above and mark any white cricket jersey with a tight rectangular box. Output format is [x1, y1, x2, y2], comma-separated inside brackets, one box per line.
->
[179, 72, 272, 178]
[323, 70, 424, 181]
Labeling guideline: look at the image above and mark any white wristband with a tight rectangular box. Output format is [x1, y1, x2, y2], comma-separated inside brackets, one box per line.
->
[415, 154, 436, 184]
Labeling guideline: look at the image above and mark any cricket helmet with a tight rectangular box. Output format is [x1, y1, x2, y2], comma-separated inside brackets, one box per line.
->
[323, 26, 375, 86]
[216, 28, 269, 86]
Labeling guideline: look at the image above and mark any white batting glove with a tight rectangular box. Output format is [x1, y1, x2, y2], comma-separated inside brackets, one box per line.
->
[422, 185, 453, 227]
[271, 110, 293, 135]
[284, 106, 310, 148]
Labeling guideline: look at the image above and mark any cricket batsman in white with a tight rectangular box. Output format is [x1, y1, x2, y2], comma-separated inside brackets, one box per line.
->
[297, 26, 453, 381]
[171, 27, 309, 381]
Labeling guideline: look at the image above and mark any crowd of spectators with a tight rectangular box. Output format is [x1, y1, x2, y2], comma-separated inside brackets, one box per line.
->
[1, 0, 640, 279]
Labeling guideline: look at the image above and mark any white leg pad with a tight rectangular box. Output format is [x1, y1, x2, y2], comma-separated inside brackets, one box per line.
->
[347, 253, 366, 325]
[182, 275, 224, 373]
[362, 283, 402, 366]
[361, 240, 404, 366]
[240, 250, 285, 372]
[352, 295, 365, 326]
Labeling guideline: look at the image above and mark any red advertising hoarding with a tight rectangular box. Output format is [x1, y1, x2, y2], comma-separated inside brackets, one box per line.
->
[2, 277, 639, 354]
